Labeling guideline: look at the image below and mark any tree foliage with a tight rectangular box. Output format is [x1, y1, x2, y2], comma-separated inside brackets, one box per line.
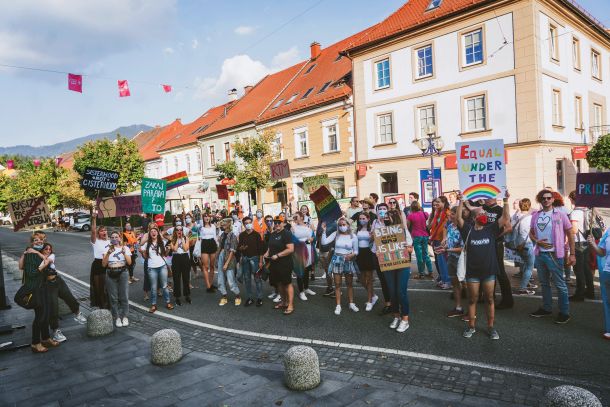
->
[72, 135, 144, 198]
[587, 133, 610, 170]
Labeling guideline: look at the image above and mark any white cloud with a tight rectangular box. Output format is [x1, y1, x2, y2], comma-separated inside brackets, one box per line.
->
[234, 25, 255, 35]
[163, 47, 175, 55]
[191, 39, 199, 49]
[271, 46, 300, 69]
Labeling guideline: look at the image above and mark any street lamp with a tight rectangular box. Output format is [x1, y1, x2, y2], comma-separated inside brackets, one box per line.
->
[413, 124, 444, 200]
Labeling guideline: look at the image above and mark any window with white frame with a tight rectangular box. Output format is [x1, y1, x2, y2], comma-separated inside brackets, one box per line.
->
[465, 95, 486, 131]
[323, 122, 339, 153]
[549, 24, 559, 61]
[572, 37, 581, 70]
[416, 45, 433, 78]
[418, 105, 436, 138]
[224, 142, 231, 161]
[375, 58, 391, 89]
[591, 49, 601, 80]
[552, 89, 562, 126]
[173, 157, 179, 172]
[574, 96, 583, 129]
[462, 29, 483, 66]
[377, 113, 394, 144]
[209, 146, 215, 167]
[594, 103, 603, 127]
[186, 154, 191, 173]
[196, 151, 202, 171]
[294, 128, 309, 158]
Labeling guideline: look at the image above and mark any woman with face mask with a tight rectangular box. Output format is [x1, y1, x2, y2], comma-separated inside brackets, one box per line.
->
[428, 196, 451, 290]
[456, 190, 510, 340]
[356, 212, 377, 311]
[123, 223, 139, 284]
[264, 216, 295, 314]
[90, 210, 110, 309]
[292, 211, 317, 301]
[199, 213, 218, 292]
[102, 231, 132, 327]
[321, 217, 359, 315]
[170, 225, 191, 305]
[263, 215, 281, 303]
[217, 219, 241, 306]
[140, 227, 174, 313]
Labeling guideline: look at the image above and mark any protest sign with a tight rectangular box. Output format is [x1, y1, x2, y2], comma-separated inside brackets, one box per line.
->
[456, 139, 506, 200]
[303, 174, 330, 195]
[270, 160, 290, 181]
[162, 171, 189, 190]
[80, 167, 119, 192]
[216, 184, 228, 200]
[8, 197, 52, 232]
[575, 172, 610, 208]
[262, 202, 283, 217]
[96, 195, 142, 218]
[297, 200, 318, 219]
[309, 186, 342, 224]
[141, 178, 166, 214]
[373, 223, 411, 272]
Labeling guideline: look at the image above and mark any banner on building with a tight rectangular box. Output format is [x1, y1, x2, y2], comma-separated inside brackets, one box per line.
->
[96, 195, 143, 218]
[8, 196, 52, 232]
[373, 223, 411, 272]
[456, 139, 506, 201]
[575, 172, 610, 208]
[270, 160, 290, 181]
[303, 174, 330, 195]
[162, 171, 189, 190]
[309, 186, 342, 224]
[216, 184, 228, 200]
[80, 167, 119, 192]
[141, 178, 166, 214]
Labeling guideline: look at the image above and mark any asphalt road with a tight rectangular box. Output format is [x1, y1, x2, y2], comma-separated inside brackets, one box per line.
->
[2, 226, 609, 391]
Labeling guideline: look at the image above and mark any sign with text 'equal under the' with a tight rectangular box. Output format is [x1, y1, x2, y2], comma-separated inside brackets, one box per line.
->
[456, 139, 506, 200]
[141, 178, 166, 214]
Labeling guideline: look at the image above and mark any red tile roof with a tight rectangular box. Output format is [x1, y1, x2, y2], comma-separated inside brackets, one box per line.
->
[139, 119, 184, 161]
[133, 126, 167, 151]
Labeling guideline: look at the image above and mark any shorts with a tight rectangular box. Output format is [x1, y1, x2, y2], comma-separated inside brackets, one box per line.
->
[356, 247, 375, 271]
[466, 275, 496, 284]
[201, 239, 217, 254]
[447, 255, 458, 278]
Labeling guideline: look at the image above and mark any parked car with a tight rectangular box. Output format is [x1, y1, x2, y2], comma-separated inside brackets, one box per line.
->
[0, 215, 12, 225]
[72, 215, 91, 232]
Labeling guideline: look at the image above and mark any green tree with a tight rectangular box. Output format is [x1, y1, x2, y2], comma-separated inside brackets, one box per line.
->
[73, 135, 145, 198]
[587, 133, 610, 170]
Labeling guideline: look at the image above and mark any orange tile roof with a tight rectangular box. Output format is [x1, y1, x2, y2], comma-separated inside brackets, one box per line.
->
[132, 126, 166, 151]
[139, 119, 184, 161]
[343, 0, 491, 53]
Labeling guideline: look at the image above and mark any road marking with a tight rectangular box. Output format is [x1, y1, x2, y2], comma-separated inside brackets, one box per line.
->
[55, 268, 591, 385]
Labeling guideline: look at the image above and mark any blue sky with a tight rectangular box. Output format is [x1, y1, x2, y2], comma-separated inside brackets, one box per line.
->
[0, 0, 608, 147]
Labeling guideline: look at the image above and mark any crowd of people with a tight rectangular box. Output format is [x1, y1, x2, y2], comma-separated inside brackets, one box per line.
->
[18, 188, 610, 353]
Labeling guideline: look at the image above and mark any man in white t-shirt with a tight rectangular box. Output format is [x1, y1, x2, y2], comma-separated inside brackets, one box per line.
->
[568, 191, 594, 300]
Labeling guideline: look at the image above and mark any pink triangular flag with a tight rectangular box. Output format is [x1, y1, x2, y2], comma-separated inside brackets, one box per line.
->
[162, 84, 172, 93]
[118, 80, 131, 97]
[68, 73, 82, 93]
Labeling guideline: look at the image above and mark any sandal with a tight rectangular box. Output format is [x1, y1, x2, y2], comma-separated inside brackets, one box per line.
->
[31, 345, 48, 353]
[149, 305, 157, 313]
[274, 303, 287, 310]
[166, 303, 174, 310]
[283, 307, 294, 315]
[41, 339, 60, 348]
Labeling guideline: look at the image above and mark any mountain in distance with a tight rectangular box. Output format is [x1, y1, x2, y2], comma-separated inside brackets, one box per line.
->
[0, 124, 153, 157]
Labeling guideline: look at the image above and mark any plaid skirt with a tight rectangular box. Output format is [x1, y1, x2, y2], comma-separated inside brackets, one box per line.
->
[328, 254, 359, 275]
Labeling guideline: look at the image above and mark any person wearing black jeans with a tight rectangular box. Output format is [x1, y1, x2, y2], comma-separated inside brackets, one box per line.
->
[170, 226, 191, 306]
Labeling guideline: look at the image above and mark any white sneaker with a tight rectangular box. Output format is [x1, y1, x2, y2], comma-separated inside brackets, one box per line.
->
[334, 305, 342, 315]
[321, 273, 326, 279]
[365, 302, 373, 312]
[74, 312, 87, 324]
[268, 293, 277, 299]
[349, 303, 359, 312]
[299, 292, 308, 301]
[389, 317, 400, 329]
[273, 295, 282, 303]
[115, 318, 123, 328]
[304, 288, 316, 296]
[396, 320, 410, 333]
[370, 294, 379, 306]
[52, 329, 67, 342]
[122, 317, 129, 327]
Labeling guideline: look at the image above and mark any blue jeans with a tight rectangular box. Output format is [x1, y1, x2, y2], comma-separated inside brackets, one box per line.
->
[385, 268, 411, 317]
[241, 255, 262, 300]
[600, 270, 610, 333]
[535, 252, 569, 315]
[519, 242, 535, 290]
[147, 266, 170, 306]
[432, 240, 450, 283]
[217, 251, 240, 296]
[413, 236, 433, 276]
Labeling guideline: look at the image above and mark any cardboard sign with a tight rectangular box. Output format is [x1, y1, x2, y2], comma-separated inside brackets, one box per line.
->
[456, 140, 506, 200]
[141, 178, 166, 214]
[216, 184, 228, 200]
[8, 197, 52, 232]
[270, 160, 290, 181]
[373, 223, 411, 272]
[575, 172, 610, 208]
[96, 195, 142, 218]
[80, 167, 119, 192]
[303, 174, 330, 195]
[309, 186, 342, 224]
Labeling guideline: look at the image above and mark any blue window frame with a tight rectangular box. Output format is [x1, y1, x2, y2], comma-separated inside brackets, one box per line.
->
[375, 58, 390, 89]
[464, 29, 483, 65]
[416, 45, 433, 78]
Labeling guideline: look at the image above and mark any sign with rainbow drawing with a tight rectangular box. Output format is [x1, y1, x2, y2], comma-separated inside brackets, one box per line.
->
[456, 139, 506, 200]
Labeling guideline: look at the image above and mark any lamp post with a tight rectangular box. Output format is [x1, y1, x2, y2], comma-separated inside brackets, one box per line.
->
[413, 124, 444, 200]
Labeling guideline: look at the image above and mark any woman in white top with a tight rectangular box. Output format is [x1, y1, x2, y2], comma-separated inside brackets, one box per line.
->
[321, 217, 359, 315]
[90, 210, 110, 309]
[102, 231, 132, 327]
[356, 212, 377, 311]
[140, 226, 174, 313]
[199, 213, 218, 292]
[292, 212, 316, 301]
[170, 225, 191, 306]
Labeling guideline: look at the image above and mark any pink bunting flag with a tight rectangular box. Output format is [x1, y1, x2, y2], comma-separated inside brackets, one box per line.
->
[118, 80, 131, 97]
[162, 84, 172, 93]
[68, 73, 82, 93]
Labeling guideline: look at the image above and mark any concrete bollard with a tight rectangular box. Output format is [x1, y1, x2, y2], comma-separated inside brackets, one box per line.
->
[283, 345, 320, 391]
[86, 309, 114, 337]
[151, 329, 182, 366]
[543, 385, 602, 407]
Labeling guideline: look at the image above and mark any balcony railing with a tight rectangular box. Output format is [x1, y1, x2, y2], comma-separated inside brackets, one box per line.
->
[589, 125, 610, 144]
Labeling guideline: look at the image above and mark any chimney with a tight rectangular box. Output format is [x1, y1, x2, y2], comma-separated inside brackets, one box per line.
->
[228, 88, 238, 101]
[244, 85, 253, 95]
[310, 42, 321, 60]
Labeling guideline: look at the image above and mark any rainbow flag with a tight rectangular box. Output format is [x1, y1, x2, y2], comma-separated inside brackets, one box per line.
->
[309, 186, 342, 224]
[162, 171, 189, 190]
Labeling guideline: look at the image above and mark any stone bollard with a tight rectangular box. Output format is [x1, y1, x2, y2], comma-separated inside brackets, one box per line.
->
[86, 309, 114, 337]
[543, 385, 602, 407]
[283, 345, 320, 391]
[151, 329, 182, 366]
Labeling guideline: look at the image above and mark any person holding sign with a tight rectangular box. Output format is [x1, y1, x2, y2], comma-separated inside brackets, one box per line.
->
[140, 226, 174, 313]
[587, 228, 610, 340]
[456, 190, 510, 340]
[102, 231, 132, 328]
[321, 217, 360, 316]
[90, 211, 110, 309]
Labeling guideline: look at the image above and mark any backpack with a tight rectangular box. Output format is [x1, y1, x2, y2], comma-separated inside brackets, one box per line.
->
[504, 215, 528, 250]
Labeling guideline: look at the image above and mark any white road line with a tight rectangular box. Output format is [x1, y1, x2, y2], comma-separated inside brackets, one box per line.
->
[55, 268, 586, 385]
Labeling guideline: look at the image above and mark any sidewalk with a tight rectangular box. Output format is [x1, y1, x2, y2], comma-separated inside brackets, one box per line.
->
[0, 253, 603, 406]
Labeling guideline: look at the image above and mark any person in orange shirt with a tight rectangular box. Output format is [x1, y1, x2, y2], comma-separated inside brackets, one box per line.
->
[123, 222, 139, 284]
[252, 209, 267, 238]
[427, 196, 451, 290]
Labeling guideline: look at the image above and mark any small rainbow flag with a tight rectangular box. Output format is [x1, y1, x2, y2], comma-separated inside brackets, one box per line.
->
[162, 171, 189, 190]
[463, 183, 502, 200]
[310, 186, 342, 224]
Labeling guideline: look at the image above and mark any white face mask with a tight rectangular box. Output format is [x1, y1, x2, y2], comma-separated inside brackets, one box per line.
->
[245, 223, 253, 230]
[256, 212, 263, 218]
[339, 225, 348, 233]
[176, 221, 182, 226]
[185, 217, 191, 223]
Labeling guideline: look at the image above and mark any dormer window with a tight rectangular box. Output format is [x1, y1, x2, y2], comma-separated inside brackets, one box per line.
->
[318, 81, 332, 93]
[286, 93, 299, 104]
[272, 99, 284, 109]
[304, 64, 316, 74]
[301, 87, 314, 99]
[427, 0, 442, 10]
[334, 54, 343, 62]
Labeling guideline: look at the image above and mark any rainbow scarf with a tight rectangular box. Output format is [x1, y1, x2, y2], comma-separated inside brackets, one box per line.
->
[291, 231, 317, 279]
[162, 171, 189, 190]
[309, 186, 342, 224]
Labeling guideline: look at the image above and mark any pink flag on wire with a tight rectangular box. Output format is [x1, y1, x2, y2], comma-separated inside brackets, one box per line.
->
[162, 84, 172, 93]
[68, 73, 82, 93]
[118, 80, 131, 97]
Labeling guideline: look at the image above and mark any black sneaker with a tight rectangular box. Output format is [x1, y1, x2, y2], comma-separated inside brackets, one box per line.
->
[245, 298, 254, 307]
[380, 305, 392, 315]
[256, 299, 263, 307]
[185, 296, 192, 304]
[323, 287, 334, 297]
[569, 295, 585, 302]
[175, 298, 182, 306]
[530, 308, 553, 318]
[555, 313, 571, 324]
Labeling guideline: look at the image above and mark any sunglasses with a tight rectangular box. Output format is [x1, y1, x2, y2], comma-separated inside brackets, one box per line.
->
[389, 201, 397, 204]
[541, 196, 553, 201]
[273, 220, 282, 225]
